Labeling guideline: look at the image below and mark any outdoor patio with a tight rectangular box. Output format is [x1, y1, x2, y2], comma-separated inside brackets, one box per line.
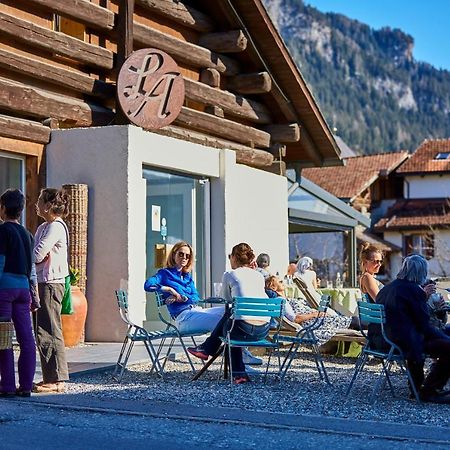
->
[62, 348, 450, 428]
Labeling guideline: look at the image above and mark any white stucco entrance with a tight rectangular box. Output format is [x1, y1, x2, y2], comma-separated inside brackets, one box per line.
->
[46, 125, 288, 342]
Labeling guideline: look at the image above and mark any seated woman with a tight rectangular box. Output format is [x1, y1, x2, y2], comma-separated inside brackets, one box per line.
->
[144, 241, 224, 334]
[295, 256, 323, 307]
[265, 275, 359, 346]
[374, 255, 450, 403]
[188, 242, 270, 384]
[359, 242, 384, 302]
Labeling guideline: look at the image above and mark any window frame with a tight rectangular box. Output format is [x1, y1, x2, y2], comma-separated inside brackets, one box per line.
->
[403, 233, 435, 259]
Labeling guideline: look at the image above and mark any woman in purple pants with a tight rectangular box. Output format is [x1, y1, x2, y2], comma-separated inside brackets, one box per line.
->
[0, 189, 36, 397]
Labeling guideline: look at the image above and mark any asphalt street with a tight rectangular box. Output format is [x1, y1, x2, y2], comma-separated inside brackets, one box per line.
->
[1, 395, 448, 449]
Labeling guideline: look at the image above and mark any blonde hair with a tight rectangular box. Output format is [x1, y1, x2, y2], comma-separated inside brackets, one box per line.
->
[359, 242, 384, 272]
[165, 241, 194, 273]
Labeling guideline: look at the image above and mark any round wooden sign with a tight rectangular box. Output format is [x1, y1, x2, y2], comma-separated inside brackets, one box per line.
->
[117, 48, 185, 130]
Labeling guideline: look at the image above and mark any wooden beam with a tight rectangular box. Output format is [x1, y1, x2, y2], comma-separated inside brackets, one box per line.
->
[0, 114, 51, 144]
[0, 48, 114, 98]
[199, 30, 247, 53]
[264, 123, 300, 143]
[227, 72, 272, 94]
[204, 105, 224, 118]
[133, 22, 240, 75]
[0, 77, 114, 127]
[175, 107, 270, 149]
[156, 125, 273, 168]
[22, 0, 115, 31]
[200, 68, 220, 88]
[0, 11, 114, 70]
[268, 143, 287, 158]
[26, 155, 40, 233]
[184, 78, 272, 124]
[136, 0, 213, 32]
[0, 136, 43, 157]
[116, 0, 135, 125]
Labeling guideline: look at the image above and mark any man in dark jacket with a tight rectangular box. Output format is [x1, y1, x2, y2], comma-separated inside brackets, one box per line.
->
[376, 254, 450, 403]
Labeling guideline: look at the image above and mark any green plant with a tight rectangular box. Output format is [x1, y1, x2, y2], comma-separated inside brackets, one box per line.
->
[69, 266, 80, 286]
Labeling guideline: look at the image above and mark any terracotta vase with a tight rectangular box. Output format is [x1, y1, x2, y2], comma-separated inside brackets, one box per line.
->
[62, 286, 88, 347]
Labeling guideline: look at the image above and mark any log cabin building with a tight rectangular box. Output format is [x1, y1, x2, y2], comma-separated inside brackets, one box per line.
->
[0, 0, 341, 340]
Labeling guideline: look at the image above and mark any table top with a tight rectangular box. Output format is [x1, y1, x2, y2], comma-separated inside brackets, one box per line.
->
[198, 297, 230, 305]
[319, 287, 362, 316]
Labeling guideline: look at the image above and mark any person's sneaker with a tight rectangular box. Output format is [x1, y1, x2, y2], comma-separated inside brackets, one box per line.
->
[419, 390, 450, 404]
[0, 391, 15, 398]
[15, 389, 31, 398]
[242, 348, 263, 366]
[233, 375, 251, 385]
[187, 346, 209, 361]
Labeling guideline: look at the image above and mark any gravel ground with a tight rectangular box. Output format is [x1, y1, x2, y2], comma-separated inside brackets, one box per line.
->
[66, 349, 450, 428]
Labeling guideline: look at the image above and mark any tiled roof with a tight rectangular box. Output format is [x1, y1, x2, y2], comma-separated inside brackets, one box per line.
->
[397, 139, 450, 174]
[302, 152, 409, 200]
[355, 227, 401, 252]
[374, 198, 450, 231]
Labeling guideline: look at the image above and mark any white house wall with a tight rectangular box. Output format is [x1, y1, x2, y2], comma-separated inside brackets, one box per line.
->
[383, 230, 450, 278]
[405, 175, 450, 198]
[46, 125, 288, 342]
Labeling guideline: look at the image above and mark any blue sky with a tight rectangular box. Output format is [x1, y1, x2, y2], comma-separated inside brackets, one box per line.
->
[305, 0, 450, 71]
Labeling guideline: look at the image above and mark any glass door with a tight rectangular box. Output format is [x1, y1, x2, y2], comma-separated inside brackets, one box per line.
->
[143, 167, 210, 325]
[0, 152, 25, 222]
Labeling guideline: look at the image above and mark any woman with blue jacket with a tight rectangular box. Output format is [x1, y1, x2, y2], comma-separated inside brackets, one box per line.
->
[144, 241, 223, 334]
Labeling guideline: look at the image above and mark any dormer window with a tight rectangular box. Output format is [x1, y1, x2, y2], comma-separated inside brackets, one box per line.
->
[434, 152, 450, 160]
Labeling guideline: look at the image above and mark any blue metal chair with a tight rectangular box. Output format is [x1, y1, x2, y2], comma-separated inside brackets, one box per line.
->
[220, 296, 285, 385]
[275, 295, 331, 383]
[346, 301, 421, 403]
[153, 292, 210, 374]
[113, 289, 165, 382]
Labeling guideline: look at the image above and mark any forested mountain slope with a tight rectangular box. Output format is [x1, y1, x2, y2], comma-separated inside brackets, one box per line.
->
[264, 0, 450, 154]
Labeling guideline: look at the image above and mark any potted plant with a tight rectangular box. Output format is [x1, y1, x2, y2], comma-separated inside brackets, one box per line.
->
[61, 266, 88, 347]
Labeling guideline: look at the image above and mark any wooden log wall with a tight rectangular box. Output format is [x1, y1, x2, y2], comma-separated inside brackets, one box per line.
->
[0, 0, 306, 172]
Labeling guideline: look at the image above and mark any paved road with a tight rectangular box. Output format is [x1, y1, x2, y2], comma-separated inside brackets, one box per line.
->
[1, 395, 448, 449]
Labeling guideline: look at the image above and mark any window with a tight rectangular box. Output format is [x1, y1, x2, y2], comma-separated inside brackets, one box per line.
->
[403, 234, 434, 259]
[54, 15, 85, 41]
[0, 152, 25, 223]
[434, 152, 450, 160]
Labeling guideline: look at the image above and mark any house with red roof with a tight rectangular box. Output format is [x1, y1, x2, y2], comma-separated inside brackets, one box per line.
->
[374, 139, 450, 278]
[302, 152, 408, 280]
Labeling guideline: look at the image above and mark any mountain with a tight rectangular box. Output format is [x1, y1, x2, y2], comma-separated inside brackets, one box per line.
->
[263, 0, 450, 154]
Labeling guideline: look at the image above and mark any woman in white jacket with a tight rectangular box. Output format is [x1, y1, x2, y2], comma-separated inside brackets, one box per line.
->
[33, 188, 70, 393]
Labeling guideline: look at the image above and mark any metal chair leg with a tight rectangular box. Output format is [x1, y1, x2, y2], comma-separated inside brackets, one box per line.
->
[113, 336, 130, 381]
[346, 352, 368, 396]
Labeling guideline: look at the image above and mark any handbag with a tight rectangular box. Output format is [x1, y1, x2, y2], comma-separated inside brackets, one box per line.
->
[60, 221, 75, 315]
[0, 320, 14, 350]
[61, 272, 75, 315]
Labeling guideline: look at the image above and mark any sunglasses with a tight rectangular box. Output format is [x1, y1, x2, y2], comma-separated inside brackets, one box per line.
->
[177, 251, 191, 259]
[370, 259, 383, 264]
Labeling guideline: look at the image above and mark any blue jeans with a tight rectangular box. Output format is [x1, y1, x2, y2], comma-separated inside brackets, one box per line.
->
[201, 311, 270, 376]
[176, 306, 224, 334]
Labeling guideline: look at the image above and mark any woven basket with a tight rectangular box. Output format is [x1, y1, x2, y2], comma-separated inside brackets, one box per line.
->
[63, 184, 88, 294]
[0, 321, 14, 350]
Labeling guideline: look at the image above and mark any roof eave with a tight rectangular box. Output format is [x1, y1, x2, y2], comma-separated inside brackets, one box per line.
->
[231, 0, 341, 166]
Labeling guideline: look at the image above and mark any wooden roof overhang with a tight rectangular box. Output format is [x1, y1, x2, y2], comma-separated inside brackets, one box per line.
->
[0, 0, 341, 174]
[204, 0, 342, 167]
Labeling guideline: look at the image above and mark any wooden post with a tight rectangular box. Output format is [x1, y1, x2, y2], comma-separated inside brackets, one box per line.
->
[116, 0, 134, 125]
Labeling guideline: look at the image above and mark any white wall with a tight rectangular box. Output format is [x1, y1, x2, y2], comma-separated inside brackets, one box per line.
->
[383, 232, 403, 278]
[47, 125, 288, 341]
[383, 230, 450, 278]
[405, 175, 450, 198]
